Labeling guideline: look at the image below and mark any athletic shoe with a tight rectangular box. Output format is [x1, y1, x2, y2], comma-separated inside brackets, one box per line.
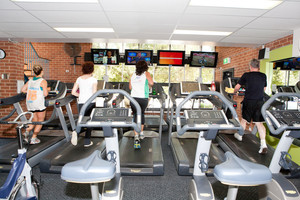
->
[134, 139, 141, 149]
[234, 133, 243, 142]
[259, 146, 268, 154]
[23, 131, 29, 143]
[30, 137, 41, 145]
[71, 131, 78, 146]
[139, 132, 145, 140]
[84, 141, 93, 148]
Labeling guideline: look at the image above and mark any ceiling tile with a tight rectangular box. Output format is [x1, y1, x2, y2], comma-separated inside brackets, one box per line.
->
[29, 10, 109, 24]
[9, 31, 65, 38]
[117, 33, 171, 40]
[232, 28, 292, 38]
[263, 1, 300, 19]
[62, 32, 118, 39]
[0, 0, 22, 10]
[113, 24, 175, 34]
[178, 14, 256, 27]
[0, 10, 40, 23]
[0, 31, 14, 37]
[246, 17, 300, 30]
[0, 22, 53, 32]
[106, 12, 180, 26]
[100, 0, 190, 13]
[15, 2, 103, 11]
[185, 6, 267, 16]
[220, 35, 274, 44]
[170, 34, 225, 42]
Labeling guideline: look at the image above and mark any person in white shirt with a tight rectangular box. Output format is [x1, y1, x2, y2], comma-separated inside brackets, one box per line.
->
[71, 62, 98, 147]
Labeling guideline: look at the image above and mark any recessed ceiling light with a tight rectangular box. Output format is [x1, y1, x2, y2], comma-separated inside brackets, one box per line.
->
[173, 30, 232, 36]
[189, 0, 282, 9]
[54, 28, 114, 33]
[11, 0, 98, 2]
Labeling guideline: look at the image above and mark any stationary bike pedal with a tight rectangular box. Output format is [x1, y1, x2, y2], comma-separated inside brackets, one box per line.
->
[134, 140, 141, 149]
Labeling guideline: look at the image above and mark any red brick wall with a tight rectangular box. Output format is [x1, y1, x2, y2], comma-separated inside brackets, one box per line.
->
[0, 41, 25, 137]
[215, 34, 293, 128]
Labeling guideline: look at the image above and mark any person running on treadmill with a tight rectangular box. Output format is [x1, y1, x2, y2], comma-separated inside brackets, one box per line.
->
[21, 65, 48, 145]
[233, 58, 268, 154]
[71, 61, 98, 147]
[129, 60, 154, 148]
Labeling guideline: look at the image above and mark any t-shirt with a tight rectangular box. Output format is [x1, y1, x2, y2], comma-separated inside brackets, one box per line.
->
[26, 77, 46, 111]
[130, 72, 149, 98]
[238, 72, 267, 100]
[76, 76, 97, 104]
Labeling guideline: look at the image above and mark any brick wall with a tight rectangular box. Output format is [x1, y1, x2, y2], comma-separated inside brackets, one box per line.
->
[0, 41, 25, 137]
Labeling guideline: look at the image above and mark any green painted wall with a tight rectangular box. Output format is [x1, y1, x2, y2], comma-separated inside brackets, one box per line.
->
[259, 44, 300, 165]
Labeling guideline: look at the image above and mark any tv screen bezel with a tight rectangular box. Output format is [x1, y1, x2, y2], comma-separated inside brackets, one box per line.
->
[91, 48, 120, 65]
[124, 49, 153, 66]
[189, 51, 218, 68]
[157, 50, 186, 66]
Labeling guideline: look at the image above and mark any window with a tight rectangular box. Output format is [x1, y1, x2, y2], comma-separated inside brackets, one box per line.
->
[140, 44, 154, 50]
[171, 44, 185, 51]
[124, 43, 138, 50]
[92, 43, 106, 49]
[272, 69, 300, 86]
[108, 43, 123, 52]
[186, 45, 201, 55]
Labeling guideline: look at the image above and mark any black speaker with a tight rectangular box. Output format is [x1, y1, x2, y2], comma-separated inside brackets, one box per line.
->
[119, 55, 125, 63]
[153, 55, 158, 64]
[184, 57, 191, 64]
[84, 52, 92, 62]
[258, 48, 270, 60]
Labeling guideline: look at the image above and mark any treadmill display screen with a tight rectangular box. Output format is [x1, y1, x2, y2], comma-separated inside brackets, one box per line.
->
[269, 110, 300, 126]
[185, 110, 228, 125]
[180, 81, 199, 94]
[91, 108, 129, 122]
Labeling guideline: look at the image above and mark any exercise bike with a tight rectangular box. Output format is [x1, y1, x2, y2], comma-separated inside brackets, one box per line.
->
[0, 112, 39, 200]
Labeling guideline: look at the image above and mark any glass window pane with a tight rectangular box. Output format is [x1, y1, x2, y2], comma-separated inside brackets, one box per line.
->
[124, 43, 138, 50]
[92, 43, 106, 49]
[107, 43, 123, 52]
[289, 71, 300, 85]
[272, 68, 286, 86]
[94, 65, 106, 80]
[201, 68, 215, 83]
[140, 44, 154, 50]
[171, 44, 185, 51]
[154, 44, 169, 53]
[186, 45, 201, 55]
[123, 65, 136, 82]
[185, 66, 199, 82]
[202, 45, 215, 52]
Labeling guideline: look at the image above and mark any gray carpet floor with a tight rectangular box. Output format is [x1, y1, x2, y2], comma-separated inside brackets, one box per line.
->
[1, 134, 300, 199]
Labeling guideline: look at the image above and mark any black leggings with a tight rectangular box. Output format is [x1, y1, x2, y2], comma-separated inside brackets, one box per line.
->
[130, 98, 148, 124]
[78, 103, 95, 139]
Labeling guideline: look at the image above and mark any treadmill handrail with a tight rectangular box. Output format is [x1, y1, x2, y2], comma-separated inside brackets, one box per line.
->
[55, 94, 77, 107]
[176, 91, 242, 136]
[0, 93, 26, 106]
[261, 92, 300, 135]
[77, 89, 141, 133]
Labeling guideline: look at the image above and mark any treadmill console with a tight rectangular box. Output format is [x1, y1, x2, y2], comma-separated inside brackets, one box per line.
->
[180, 81, 200, 95]
[91, 108, 130, 122]
[269, 110, 300, 126]
[184, 110, 228, 125]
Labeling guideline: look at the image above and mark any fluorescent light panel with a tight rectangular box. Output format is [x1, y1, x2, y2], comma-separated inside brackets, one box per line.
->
[173, 30, 232, 36]
[55, 28, 114, 32]
[189, 0, 282, 9]
[11, 0, 98, 2]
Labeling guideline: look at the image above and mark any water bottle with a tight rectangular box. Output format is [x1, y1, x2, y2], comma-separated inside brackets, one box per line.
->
[211, 81, 216, 91]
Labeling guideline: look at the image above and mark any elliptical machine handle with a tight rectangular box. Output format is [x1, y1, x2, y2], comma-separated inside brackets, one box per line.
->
[261, 92, 300, 135]
[77, 89, 142, 133]
[176, 91, 242, 136]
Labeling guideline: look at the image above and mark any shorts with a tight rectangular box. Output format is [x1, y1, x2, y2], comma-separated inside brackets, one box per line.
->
[130, 98, 148, 124]
[242, 99, 264, 123]
[29, 109, 46, 113]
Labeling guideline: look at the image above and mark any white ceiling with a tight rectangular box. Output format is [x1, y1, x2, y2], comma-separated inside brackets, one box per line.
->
[0, 0, 300, 47]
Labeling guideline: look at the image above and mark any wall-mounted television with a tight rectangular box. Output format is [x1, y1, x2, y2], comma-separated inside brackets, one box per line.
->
[91, 49, 119, 65]
[273, 57, 300, 70]
[125, 49, 153, 65]
[157, 50, 185, 66]
[190, 51, 218, 68]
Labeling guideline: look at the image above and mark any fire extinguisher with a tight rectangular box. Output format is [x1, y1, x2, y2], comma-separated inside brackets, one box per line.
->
[211, 81, 216, 91]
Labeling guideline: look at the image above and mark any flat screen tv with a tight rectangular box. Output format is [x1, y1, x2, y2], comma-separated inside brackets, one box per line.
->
[157, 50, 185, 66]
[190, 51, 218, 68]
[91, 49, 119, 65]
[125, 49, 153, 65]
[273, 57, 300, 70]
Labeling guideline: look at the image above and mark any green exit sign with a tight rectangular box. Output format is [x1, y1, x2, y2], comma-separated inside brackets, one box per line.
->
[223, 57, 231, 64]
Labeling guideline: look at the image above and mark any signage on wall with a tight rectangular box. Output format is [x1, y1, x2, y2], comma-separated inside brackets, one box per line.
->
[223, 57, 231, 64]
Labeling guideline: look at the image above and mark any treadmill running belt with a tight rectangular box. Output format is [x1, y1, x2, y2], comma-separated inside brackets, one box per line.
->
[218, 133, 273, 166]
[120, 137, 153, 168]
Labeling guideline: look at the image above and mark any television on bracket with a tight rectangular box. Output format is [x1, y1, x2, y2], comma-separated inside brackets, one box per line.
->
[125, 49, 153, 65]
[190, 51, 218, 68]
[157, 50, 185, 66]
[91, 49, 119, 65]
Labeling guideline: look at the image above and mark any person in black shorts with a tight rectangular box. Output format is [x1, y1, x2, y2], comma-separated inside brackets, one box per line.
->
[233, 58, 268, 154]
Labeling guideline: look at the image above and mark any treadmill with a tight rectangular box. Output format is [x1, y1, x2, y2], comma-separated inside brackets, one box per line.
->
[39, 81, 114, 173]
[0, 82, 70, 172]
[169, 81, 226, 175]
[114, 82, 164, 175]
[217, 77, 297, 169]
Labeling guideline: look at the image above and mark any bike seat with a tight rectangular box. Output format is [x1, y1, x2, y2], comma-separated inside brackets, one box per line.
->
[214, 152, 272, 186]
[61, 150, 116, 183]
